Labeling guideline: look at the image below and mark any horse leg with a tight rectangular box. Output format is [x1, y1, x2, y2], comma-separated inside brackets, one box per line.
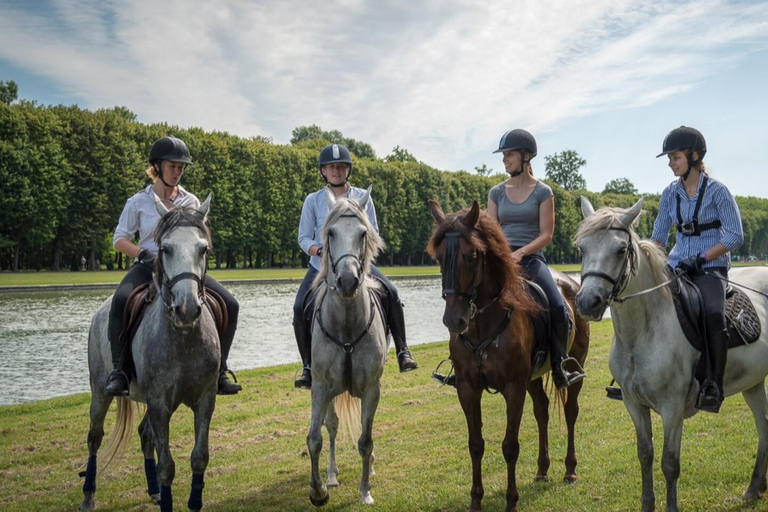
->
[563, 376, 584, 483]
[742, 382, 768, 500]
[188, 392, 216, 512]
[147, 403, 175, 512]
[358, 384, 381, 505]
[457, 384, 485, 511]
[657, 403, 686, 512]
[138, 410, 161, 504]
[527, 379, 550, 482]
[501, 385, 527, 512]
[625, 400, 656, 512]
[308, 388, 332, 507]
[79, 391, 112, 511]
[324, 400, 340, 487]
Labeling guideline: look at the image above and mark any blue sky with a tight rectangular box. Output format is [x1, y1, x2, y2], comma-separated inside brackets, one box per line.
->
[1, 0, 767, 197]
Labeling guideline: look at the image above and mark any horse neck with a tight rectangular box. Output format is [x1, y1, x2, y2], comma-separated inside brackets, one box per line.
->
[611, 243, 674, 344]
[467, 263, 507, 341]
[322, 278, 374, 337]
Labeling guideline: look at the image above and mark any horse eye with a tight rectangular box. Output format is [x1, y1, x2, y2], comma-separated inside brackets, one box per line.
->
[200, 246, 209, 256]
[160, 246, 173, 256]
[329, 230, 335, 238]
[618, 245, 627, 255]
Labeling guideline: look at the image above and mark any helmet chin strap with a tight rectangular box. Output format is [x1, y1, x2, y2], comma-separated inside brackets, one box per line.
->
[682, 150, 701, 182]
[155, 162, 177, 189]
[328, 181, 347, 188]
[508, 153, 529, 177]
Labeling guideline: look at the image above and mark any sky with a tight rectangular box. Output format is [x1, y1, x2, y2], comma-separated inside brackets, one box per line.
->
[1, 0, 767, 198]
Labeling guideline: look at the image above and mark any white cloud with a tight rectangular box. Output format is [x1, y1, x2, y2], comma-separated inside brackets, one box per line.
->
[0, 0, 766, 173]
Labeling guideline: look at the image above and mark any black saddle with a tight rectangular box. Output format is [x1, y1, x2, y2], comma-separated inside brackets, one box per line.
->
[670, 268, 761, 352]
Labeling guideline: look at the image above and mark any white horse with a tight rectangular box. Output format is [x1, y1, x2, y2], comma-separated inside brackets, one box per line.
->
[307, 187, 388, 507]
[574, 196, 768, 512]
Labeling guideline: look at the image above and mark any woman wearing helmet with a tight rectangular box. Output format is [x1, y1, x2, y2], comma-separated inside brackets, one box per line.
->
[292, 143, 419, 389]
[435, 129, 585, 389]
[651, 126, 743, 413]
[104, 136, 242, 396]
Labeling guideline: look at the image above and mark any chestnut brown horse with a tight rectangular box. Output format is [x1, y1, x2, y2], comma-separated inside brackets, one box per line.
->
[427, 199, 590, 512]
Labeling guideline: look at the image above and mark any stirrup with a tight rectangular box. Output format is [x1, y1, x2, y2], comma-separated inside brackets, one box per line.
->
[217, 369, 242, 395]
[605, 379, 623, 401]
[560, 356, 585, 375]
[293, 365, 312, 390]
[432, 359, 455, 387]
[397, 349, 419, 373]
[105, 370, 129, 397]
[695, 381, 723, 413]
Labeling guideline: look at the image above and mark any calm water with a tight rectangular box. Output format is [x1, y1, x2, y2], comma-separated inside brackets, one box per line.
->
[0, 278, 448, 406]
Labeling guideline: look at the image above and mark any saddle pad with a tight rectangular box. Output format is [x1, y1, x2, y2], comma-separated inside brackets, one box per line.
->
[725, 286, 761, 345]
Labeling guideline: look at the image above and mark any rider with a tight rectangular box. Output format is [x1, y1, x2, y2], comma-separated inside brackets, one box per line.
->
[434, 129, 585, 389]
[292, 143, 419, 389]
[104, 135, 242, 397]
[651, 126, 743, 413]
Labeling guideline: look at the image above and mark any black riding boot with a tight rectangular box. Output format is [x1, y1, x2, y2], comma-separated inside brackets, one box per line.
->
[218, 321, 242, 395]
[550, 320, 585, 390]
[105, 314, 129, 397]
[293, 321, 312, 389]
[390, 298, 419, 372]
[697, 329, 728, 413]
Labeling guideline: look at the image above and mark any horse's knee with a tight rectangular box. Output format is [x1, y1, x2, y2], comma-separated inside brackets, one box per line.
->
[469, 437, 485, 458]
[190, 447, 209, 474]
[358, 436, 373, 458]
[502, 439, 520, 463]
[158, 457, 176, 486]
[308, 431, 323, 454]
[661, 450, 680, 481]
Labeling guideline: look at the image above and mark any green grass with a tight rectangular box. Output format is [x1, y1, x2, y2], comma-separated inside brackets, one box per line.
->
[0, 320, 764, 511]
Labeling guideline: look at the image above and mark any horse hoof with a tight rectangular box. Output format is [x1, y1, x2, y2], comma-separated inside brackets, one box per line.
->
[743, 489, 762, 501]
[79, 496, 95, 512]
[326, 476, 339, 487]
[310, 494, 329, 507]
[564, 474, 578, 484]
[360, 493, 374, 505]
[534, 474, 549, 482]
[150, 493, 161, 504]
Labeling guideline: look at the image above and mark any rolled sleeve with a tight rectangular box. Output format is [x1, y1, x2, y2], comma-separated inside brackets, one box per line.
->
[715, 186, 744, 251]
[297, 196, 318, 255]
[112, 199, 138, 248]
[651, 188, 673, 247]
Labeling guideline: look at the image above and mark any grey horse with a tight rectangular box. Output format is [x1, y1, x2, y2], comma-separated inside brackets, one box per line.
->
[80, 196, 220, 512]
[307, 187, 388, 506]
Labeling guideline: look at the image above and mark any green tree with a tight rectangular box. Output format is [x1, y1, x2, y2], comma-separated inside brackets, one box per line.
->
[544, 149, 587, 191]
[384, 145, 417, 163]
[474, 163, 494, 176]
[0, 80, 18, 105]
[603, 178, 638, 195]
[290, 124, 376, 159]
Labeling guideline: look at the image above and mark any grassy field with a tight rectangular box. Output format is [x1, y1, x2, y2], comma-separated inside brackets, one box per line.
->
[1, 320, 764, 511]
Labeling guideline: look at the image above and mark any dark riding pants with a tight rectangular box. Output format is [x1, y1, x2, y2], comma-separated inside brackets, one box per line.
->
[688, 268, 728, 333]
[516, 251, 567, 325]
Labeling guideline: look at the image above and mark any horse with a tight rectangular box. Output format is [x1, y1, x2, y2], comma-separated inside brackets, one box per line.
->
[80, 196, 220, 512]
[427, 199, 590, 512]
[575, 196, 768, 512]
[306, 186, 389, 507]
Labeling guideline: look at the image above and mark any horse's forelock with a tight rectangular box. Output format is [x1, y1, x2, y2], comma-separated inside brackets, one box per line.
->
[153, 207, 212, 248]
[575, 207, 637, 245]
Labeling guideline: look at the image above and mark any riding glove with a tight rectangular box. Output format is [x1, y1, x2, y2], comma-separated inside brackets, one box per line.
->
[678, 253, 706, 274]
[137, 248, 157, 267]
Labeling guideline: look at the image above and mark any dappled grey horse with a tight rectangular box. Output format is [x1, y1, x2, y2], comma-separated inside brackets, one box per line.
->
[575, 197, 768, 512]
[80, 196, 220, 512]
[307, 187, 389, 507]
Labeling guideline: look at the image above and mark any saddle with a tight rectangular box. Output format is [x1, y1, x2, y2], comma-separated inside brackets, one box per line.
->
[120, 282, 228, 376]
[670, 268, 761, 352]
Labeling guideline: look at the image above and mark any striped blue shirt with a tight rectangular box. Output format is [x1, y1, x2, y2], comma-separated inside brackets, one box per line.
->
[651, 173, 743, 269]
[298, 185, 379, 270]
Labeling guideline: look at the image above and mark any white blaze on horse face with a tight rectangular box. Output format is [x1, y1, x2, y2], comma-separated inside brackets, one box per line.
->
[328, 215, 367, 297]
[163, 227, 208, 325]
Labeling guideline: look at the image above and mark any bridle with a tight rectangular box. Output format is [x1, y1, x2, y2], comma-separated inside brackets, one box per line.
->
[326, 213, 366, 286]
[441, 233, 485, 319]
[580, 226, 637, 306]
[157, 243, 208, 314]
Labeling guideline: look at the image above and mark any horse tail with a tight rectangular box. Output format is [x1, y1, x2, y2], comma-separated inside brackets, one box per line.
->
[334, 391, 362, 443]
[98, 397, 141, 474]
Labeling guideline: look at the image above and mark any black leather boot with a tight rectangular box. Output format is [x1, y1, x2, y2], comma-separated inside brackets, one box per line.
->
[105, 316, 129, 396]
[217, 321, 242, 395]
[390, 298, 419, 372]
[550, 321, 585, 390]
[697, 329, 728, 413]
[293, 321, 312, 389]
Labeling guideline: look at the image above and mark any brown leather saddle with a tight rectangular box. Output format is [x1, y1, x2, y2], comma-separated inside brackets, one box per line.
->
[670, 268, 761, 352]
[120, 282, 228, 373]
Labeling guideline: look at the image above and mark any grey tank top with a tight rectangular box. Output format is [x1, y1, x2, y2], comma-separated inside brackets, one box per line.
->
[488, 180, 553, 254]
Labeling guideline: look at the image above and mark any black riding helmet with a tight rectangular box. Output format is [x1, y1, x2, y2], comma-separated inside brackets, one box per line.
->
[149, 136, 193, 165]
[318, 143, 353, 183]
[493, 129, 537, 158]
[656, 126, 706, 181]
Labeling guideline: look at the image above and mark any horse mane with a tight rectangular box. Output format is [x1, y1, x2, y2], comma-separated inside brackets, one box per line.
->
[153, 206, 212, 287]
[427, 207, 539, 314]
[314, 197, 386, 286]
[575, 206, 671, 299]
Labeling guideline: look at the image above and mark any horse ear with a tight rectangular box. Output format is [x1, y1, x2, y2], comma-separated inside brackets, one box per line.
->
[155, 196, 170, 217]
[197, 193, 212, 219]
[428, 199, 445, 224]
[620, 197, 644, 228]
[462, 200, 480, 228]
[580, 196, 595, 218]
[356, 185, 372, 210]
[323, 186, 337, 209]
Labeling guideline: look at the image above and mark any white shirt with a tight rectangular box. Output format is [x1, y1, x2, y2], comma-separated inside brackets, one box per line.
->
[112, 185, 200, 254]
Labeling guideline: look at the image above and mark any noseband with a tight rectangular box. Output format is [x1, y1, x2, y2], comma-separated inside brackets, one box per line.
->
[441, 232, 486, 319]
[157, 247, 208, 313]
[580, 226, 637, 305]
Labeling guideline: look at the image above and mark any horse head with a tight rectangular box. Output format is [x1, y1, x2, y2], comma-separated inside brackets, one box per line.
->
[319, 186, 384, 299]
[575, 196, 643, 321]
[153, 194, 213, 328]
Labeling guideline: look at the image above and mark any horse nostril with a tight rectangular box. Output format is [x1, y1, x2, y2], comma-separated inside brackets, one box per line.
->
[174, 305, 183, 318]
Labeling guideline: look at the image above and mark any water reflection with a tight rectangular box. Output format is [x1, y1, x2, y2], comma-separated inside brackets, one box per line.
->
[0, 278, 448, 406]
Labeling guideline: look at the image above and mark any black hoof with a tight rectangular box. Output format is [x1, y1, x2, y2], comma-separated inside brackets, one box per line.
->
[310, 493, 329, 507]
[605, 387, 623, 401]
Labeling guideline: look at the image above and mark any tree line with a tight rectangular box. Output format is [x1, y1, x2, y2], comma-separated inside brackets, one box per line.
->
[1, 88, 767, 272]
